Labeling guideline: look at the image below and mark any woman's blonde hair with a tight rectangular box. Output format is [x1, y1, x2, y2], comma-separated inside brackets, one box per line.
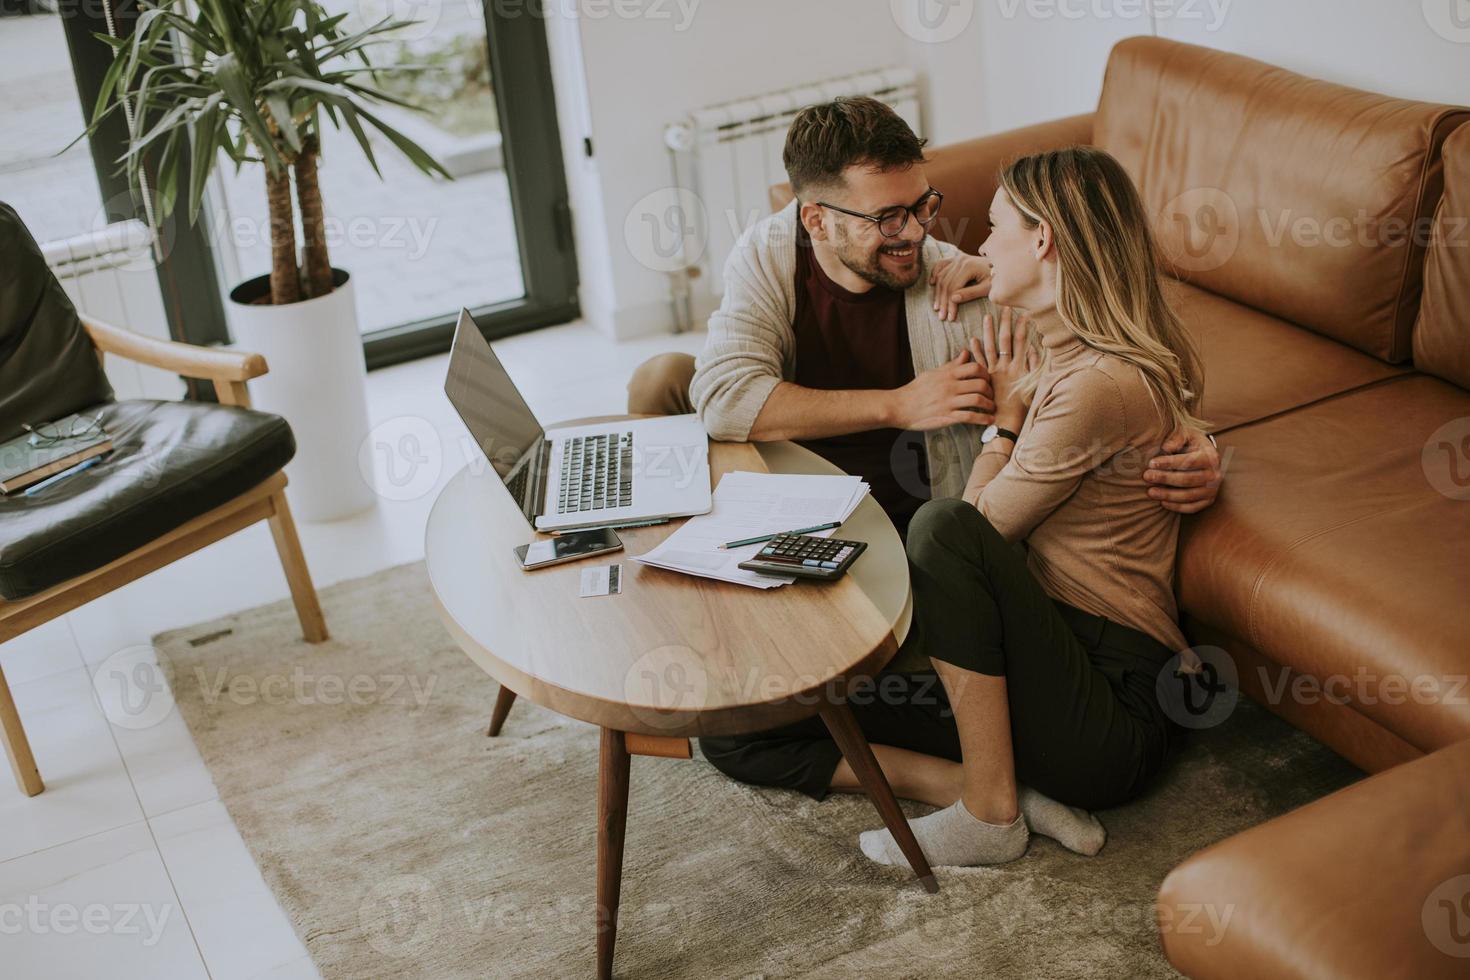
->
[999, 147, 1206, 433]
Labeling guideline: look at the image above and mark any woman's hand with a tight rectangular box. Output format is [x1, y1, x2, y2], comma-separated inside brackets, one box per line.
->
[929, 254, 992, 322]
[969, 307, 1036, 432]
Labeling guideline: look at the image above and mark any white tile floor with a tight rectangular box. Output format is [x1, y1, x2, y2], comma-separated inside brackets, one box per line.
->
[0, 320, 704, 979]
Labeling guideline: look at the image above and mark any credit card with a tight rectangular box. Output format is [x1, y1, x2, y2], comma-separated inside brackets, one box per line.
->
[579, 563, 622, 597]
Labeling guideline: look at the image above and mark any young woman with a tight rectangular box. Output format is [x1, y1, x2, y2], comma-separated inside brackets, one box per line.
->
[855, 145, 1207, 866]
[702, 146, 1207, 867]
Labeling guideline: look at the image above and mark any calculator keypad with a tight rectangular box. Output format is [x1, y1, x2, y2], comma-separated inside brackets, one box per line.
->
[740, 534, 865, 580]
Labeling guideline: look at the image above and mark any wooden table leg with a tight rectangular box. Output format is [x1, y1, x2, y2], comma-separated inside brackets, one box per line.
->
[596, 728, 631, 980]
[820, 702, 937, 893]
[485, 685, 517, 737]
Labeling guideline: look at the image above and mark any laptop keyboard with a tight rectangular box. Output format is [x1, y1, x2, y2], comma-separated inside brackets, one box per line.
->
[557, 431, 634, 514]
[506, 463, 529, 509]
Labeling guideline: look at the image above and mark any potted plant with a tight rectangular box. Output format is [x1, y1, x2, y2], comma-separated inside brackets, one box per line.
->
[89, 0, 449, 521]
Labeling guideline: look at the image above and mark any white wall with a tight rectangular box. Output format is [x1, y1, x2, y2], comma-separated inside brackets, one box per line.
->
[965, 1, 1147, 134]
[553, 0, 1469, 339]
[553, 1, 914, 338]
[1151, 0, 1470, 107]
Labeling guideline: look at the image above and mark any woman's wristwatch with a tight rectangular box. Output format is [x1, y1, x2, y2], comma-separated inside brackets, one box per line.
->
[980, 423, 1019, 446]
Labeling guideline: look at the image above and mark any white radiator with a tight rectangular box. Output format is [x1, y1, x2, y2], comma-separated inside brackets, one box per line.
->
[41, 220, 183, 401]
[662, 67, 921, 330]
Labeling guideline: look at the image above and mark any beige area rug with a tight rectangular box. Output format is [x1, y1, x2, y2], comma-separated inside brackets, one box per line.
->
[154, 562, 1362, 979]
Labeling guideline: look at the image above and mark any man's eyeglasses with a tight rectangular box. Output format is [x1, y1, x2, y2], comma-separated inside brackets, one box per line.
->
[22, 412, 107, 447]
[816, 188, 944, 239]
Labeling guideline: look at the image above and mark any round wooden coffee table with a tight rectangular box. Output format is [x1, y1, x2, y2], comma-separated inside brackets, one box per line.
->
[425, 423, 929, 978]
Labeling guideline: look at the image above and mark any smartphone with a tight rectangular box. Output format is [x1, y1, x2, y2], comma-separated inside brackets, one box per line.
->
[514, 527, 623, 569]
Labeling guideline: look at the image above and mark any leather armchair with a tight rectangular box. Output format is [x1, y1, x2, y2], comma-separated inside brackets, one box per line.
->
[0, 202, 328, 798]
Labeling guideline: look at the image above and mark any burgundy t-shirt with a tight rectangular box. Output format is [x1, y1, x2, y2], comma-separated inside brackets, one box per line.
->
[792, 229, 929, 535]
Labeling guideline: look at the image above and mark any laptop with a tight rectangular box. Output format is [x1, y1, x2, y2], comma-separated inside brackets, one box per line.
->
[444, 309, 712, 532]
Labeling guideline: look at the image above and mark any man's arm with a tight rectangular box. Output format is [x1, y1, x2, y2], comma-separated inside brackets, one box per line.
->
[746, 383, 895, 441]
[748, 348, 996, 441]
[969, 411, 1225, 518]
[689, 219, 803, 442]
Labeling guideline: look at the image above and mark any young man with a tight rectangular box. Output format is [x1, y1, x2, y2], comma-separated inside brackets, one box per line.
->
[629, 98, 1222, 848]
[628, 97, 1221, 534]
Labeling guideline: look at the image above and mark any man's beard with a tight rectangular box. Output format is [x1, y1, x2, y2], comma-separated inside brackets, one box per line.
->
[835, 234, 926, 291]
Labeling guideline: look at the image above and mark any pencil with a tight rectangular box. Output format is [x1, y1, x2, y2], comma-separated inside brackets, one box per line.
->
[719, 521, 842, 550]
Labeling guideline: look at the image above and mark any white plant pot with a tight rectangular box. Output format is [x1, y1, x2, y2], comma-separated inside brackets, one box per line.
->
[227, 269, 375, 522]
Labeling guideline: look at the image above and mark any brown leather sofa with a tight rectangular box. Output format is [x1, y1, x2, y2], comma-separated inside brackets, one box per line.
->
[770, 35, 1470, 977]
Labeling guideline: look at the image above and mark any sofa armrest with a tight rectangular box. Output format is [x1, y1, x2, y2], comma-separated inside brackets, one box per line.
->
[81, 316, 268, 407]
[1157, 738, 1470, 979]
[767, 112, 1094, 254]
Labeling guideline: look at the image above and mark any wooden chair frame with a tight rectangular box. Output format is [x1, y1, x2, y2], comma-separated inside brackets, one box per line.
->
[0, 316, 328, 798]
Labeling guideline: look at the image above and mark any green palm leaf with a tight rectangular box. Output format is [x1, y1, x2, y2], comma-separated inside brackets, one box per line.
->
[88, 0, 451, 228]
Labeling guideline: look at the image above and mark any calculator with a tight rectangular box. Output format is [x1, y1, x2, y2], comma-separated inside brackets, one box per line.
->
[737, 533, 867, 581]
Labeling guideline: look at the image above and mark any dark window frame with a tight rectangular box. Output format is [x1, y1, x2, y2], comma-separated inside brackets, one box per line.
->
[361, 1, 580, 367]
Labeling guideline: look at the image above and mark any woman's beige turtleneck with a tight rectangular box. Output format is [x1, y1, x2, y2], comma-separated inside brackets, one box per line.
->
[962, 310, 1187, 653]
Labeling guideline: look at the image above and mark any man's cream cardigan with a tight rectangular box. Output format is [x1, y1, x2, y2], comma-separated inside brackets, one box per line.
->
[689, 200, 993, 501]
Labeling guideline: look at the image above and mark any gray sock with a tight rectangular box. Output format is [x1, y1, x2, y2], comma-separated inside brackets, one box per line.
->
[1018, 785, 1106, 856]
[859, 799, 1028, 868]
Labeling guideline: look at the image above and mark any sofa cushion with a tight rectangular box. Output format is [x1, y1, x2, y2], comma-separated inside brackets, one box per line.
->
[1096, 36, 1470, 363]
[0, 399, 295, 600]
[1165, 279, 1411, 432]
[1414, 122, 1470, 388]
[1158, 737, 1470, 980]
[0, 201, 114, 443]
[1178, 374, 1470, 753]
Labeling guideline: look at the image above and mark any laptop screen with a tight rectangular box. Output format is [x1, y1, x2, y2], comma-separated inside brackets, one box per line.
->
[444, 310, 545, 521]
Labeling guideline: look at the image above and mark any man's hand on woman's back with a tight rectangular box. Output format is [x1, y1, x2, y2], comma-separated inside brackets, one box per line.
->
[1145, 429, 1223, 513]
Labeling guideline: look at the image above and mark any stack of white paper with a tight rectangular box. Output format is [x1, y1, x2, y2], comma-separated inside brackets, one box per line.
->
[633, 471, 869, 588]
